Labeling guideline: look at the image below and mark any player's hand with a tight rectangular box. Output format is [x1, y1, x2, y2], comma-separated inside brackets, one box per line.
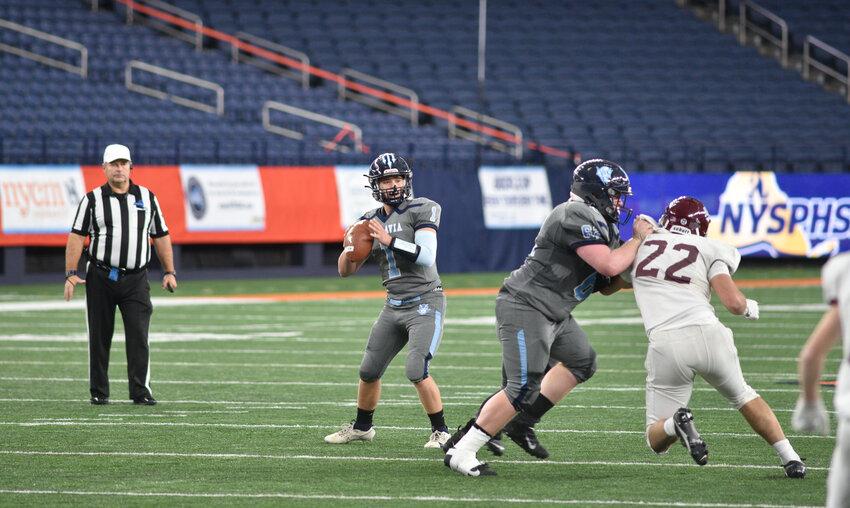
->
[632, 217, 654, 241]
[792, 397, 830, 435]
[162, 273, 177, 293]
[367, 219, 392, 247]
[743, 299, 759, 320]
[63, 275, 85, 301]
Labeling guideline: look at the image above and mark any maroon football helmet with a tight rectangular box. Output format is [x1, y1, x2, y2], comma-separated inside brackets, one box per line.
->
[660, 196, 711, 236]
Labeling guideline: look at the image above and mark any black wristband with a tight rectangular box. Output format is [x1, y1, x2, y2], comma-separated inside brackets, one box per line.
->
[389, 237, 420, 262]
[64, 270, 77, 280]
[163, 271, 177, 278]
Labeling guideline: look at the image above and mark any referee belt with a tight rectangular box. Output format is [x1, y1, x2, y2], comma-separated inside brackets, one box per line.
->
[91, 260, 146, 276]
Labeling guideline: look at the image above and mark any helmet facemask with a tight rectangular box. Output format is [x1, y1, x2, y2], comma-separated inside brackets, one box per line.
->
[371, 174, 412, 206]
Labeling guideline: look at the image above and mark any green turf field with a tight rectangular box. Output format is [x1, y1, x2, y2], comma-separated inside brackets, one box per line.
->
[0, 266, 839, 506]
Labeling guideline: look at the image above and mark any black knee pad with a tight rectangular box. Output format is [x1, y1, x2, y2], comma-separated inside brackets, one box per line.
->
[570, 349, 597, 383]
[358, 369, 381, 383]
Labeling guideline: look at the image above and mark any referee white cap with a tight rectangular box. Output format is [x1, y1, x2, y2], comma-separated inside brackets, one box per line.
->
[103, 144, 132, 164]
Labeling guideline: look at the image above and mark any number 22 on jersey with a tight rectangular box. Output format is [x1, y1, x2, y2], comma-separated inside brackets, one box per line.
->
[635, 240, 699, 284]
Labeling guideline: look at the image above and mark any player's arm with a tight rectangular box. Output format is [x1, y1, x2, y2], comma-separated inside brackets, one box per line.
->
[596, 274, 632, 296]
[368, 219, 437, 267]
[708, 266, 758, 319]
[576, 218, 653, 277]
[338, 251, 366, 277]
[792, 305, 840, 434]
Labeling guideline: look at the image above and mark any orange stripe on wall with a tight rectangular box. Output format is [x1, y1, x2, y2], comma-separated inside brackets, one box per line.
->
[1, 165, 345, 246]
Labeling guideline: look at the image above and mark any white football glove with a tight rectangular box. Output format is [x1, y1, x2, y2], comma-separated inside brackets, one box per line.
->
[743, 299, 759, 320]
[792, 397, 830, 435]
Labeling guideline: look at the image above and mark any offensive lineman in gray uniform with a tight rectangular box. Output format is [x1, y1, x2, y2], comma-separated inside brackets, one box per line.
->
[444, 159, 654, 476]
[325, 153, 452, 449]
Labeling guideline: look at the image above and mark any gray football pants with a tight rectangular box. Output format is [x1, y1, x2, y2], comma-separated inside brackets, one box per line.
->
[496, 290, 596, 410]
[359, 292, 446, 384]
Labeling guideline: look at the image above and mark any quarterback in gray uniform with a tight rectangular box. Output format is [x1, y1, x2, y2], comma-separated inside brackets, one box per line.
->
[325, 153, 452, 449]
[445, 159, 654, 476]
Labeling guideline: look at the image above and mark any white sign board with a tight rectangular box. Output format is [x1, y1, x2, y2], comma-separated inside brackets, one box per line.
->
[0, 165, 86, 233]
[335, 165, 382, 228]
[179, 165, 265, 232]
[478, 166, 552, 229]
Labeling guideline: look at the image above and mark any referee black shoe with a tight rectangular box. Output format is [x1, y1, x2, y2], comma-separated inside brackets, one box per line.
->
[673, 407, 708, 466]
[90, 396, 109, 405]
[132, 396, 157, 406]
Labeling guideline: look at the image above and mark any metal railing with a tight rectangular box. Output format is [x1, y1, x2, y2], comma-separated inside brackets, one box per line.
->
[112, 0, 569, 160]
[739, 1, 788, 67]
[262, 101, 364, 153]
[448, 106, 523, 159]
[125, 60, 224, 115]
[231, 32, 310, 90]
[803, 36, 850, 103]
[338, 69, 420, 126]
[0, 18, 88, 78]
[125, 0, 203, 51]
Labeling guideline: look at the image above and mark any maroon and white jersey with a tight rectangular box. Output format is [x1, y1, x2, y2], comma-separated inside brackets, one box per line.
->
[630, 229, 741, 334]
[822, 253, 850, 420]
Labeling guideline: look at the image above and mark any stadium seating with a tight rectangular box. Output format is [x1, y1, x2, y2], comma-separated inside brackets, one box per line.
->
[1, 0, 849, 171]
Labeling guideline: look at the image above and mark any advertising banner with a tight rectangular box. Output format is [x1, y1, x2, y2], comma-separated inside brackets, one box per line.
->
[478, 166, 552, 229]
[0, 165, 86, 234]
[334, 165, 382, 228]
[179, 165, 265, 232]
[628, 171, 850, 257]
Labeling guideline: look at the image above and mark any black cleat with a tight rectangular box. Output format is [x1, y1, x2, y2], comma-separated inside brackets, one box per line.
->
[673, 407, 708, 466]
[132, 395, 157, 406]
[90, 396, 109, 405]
[783, 460, 806, 478]
[503, 415, 550, 460]
[442, 418, 475, 452]
[484, 433, 506, 456]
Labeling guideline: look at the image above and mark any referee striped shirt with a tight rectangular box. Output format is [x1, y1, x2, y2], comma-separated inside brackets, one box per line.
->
[70, 181, 169, 270]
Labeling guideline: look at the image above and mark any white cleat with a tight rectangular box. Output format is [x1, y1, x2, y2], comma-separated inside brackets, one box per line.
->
[424, 430, 452, 449]
[324, 422, 376, 444]
[443, 448, 496, 477]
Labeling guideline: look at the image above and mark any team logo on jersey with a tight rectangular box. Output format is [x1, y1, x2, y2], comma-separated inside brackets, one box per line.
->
[708, 171, 849, 257]
[581, 224, 601, 240]
[385, 223, 403, 233]
[417, 304, 430, 315]
[134, 200, 145, 210]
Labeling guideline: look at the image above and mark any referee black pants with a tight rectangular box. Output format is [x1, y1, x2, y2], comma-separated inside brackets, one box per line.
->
[85, 265, 153, 400]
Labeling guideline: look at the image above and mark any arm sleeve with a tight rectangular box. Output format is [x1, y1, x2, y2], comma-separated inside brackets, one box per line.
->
[413, 229, 437, 267]
[563, 206, 610, 249]
[708, 260, 731, 280]
[70, 194, 91, 236]
[149, 193, 170, 238]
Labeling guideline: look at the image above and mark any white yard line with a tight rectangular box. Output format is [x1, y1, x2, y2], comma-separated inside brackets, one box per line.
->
[0, 489, 819, 507]
[0, 450, 828, 473]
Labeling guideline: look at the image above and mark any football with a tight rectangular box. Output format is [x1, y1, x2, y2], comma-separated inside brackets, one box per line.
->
[343, 219, 373, 263]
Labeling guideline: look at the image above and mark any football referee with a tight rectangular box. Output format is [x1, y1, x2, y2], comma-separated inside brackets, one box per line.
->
[63, 144, 177, 406]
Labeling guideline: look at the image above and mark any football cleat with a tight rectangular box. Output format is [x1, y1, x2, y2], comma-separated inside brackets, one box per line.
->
[324, 422, 375, 444]
[783, 460, 806, 479]
[503, 416, 550, 460]
[484, 433, 506, 456]
[424, 430, 451, 449]
[673, 407, 708, 466]
[444, 449, 496, 477]
[441, 418, 475, 452]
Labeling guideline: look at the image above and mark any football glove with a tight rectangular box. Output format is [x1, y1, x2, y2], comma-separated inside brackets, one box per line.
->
[743, 299, 759, 320]
[592, 274, 612, 293]
[792, 397, 830, 435]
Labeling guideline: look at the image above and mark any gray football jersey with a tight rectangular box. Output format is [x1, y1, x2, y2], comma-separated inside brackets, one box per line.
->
[502, 199, 620, 322]
[361, 197, 442, 301]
